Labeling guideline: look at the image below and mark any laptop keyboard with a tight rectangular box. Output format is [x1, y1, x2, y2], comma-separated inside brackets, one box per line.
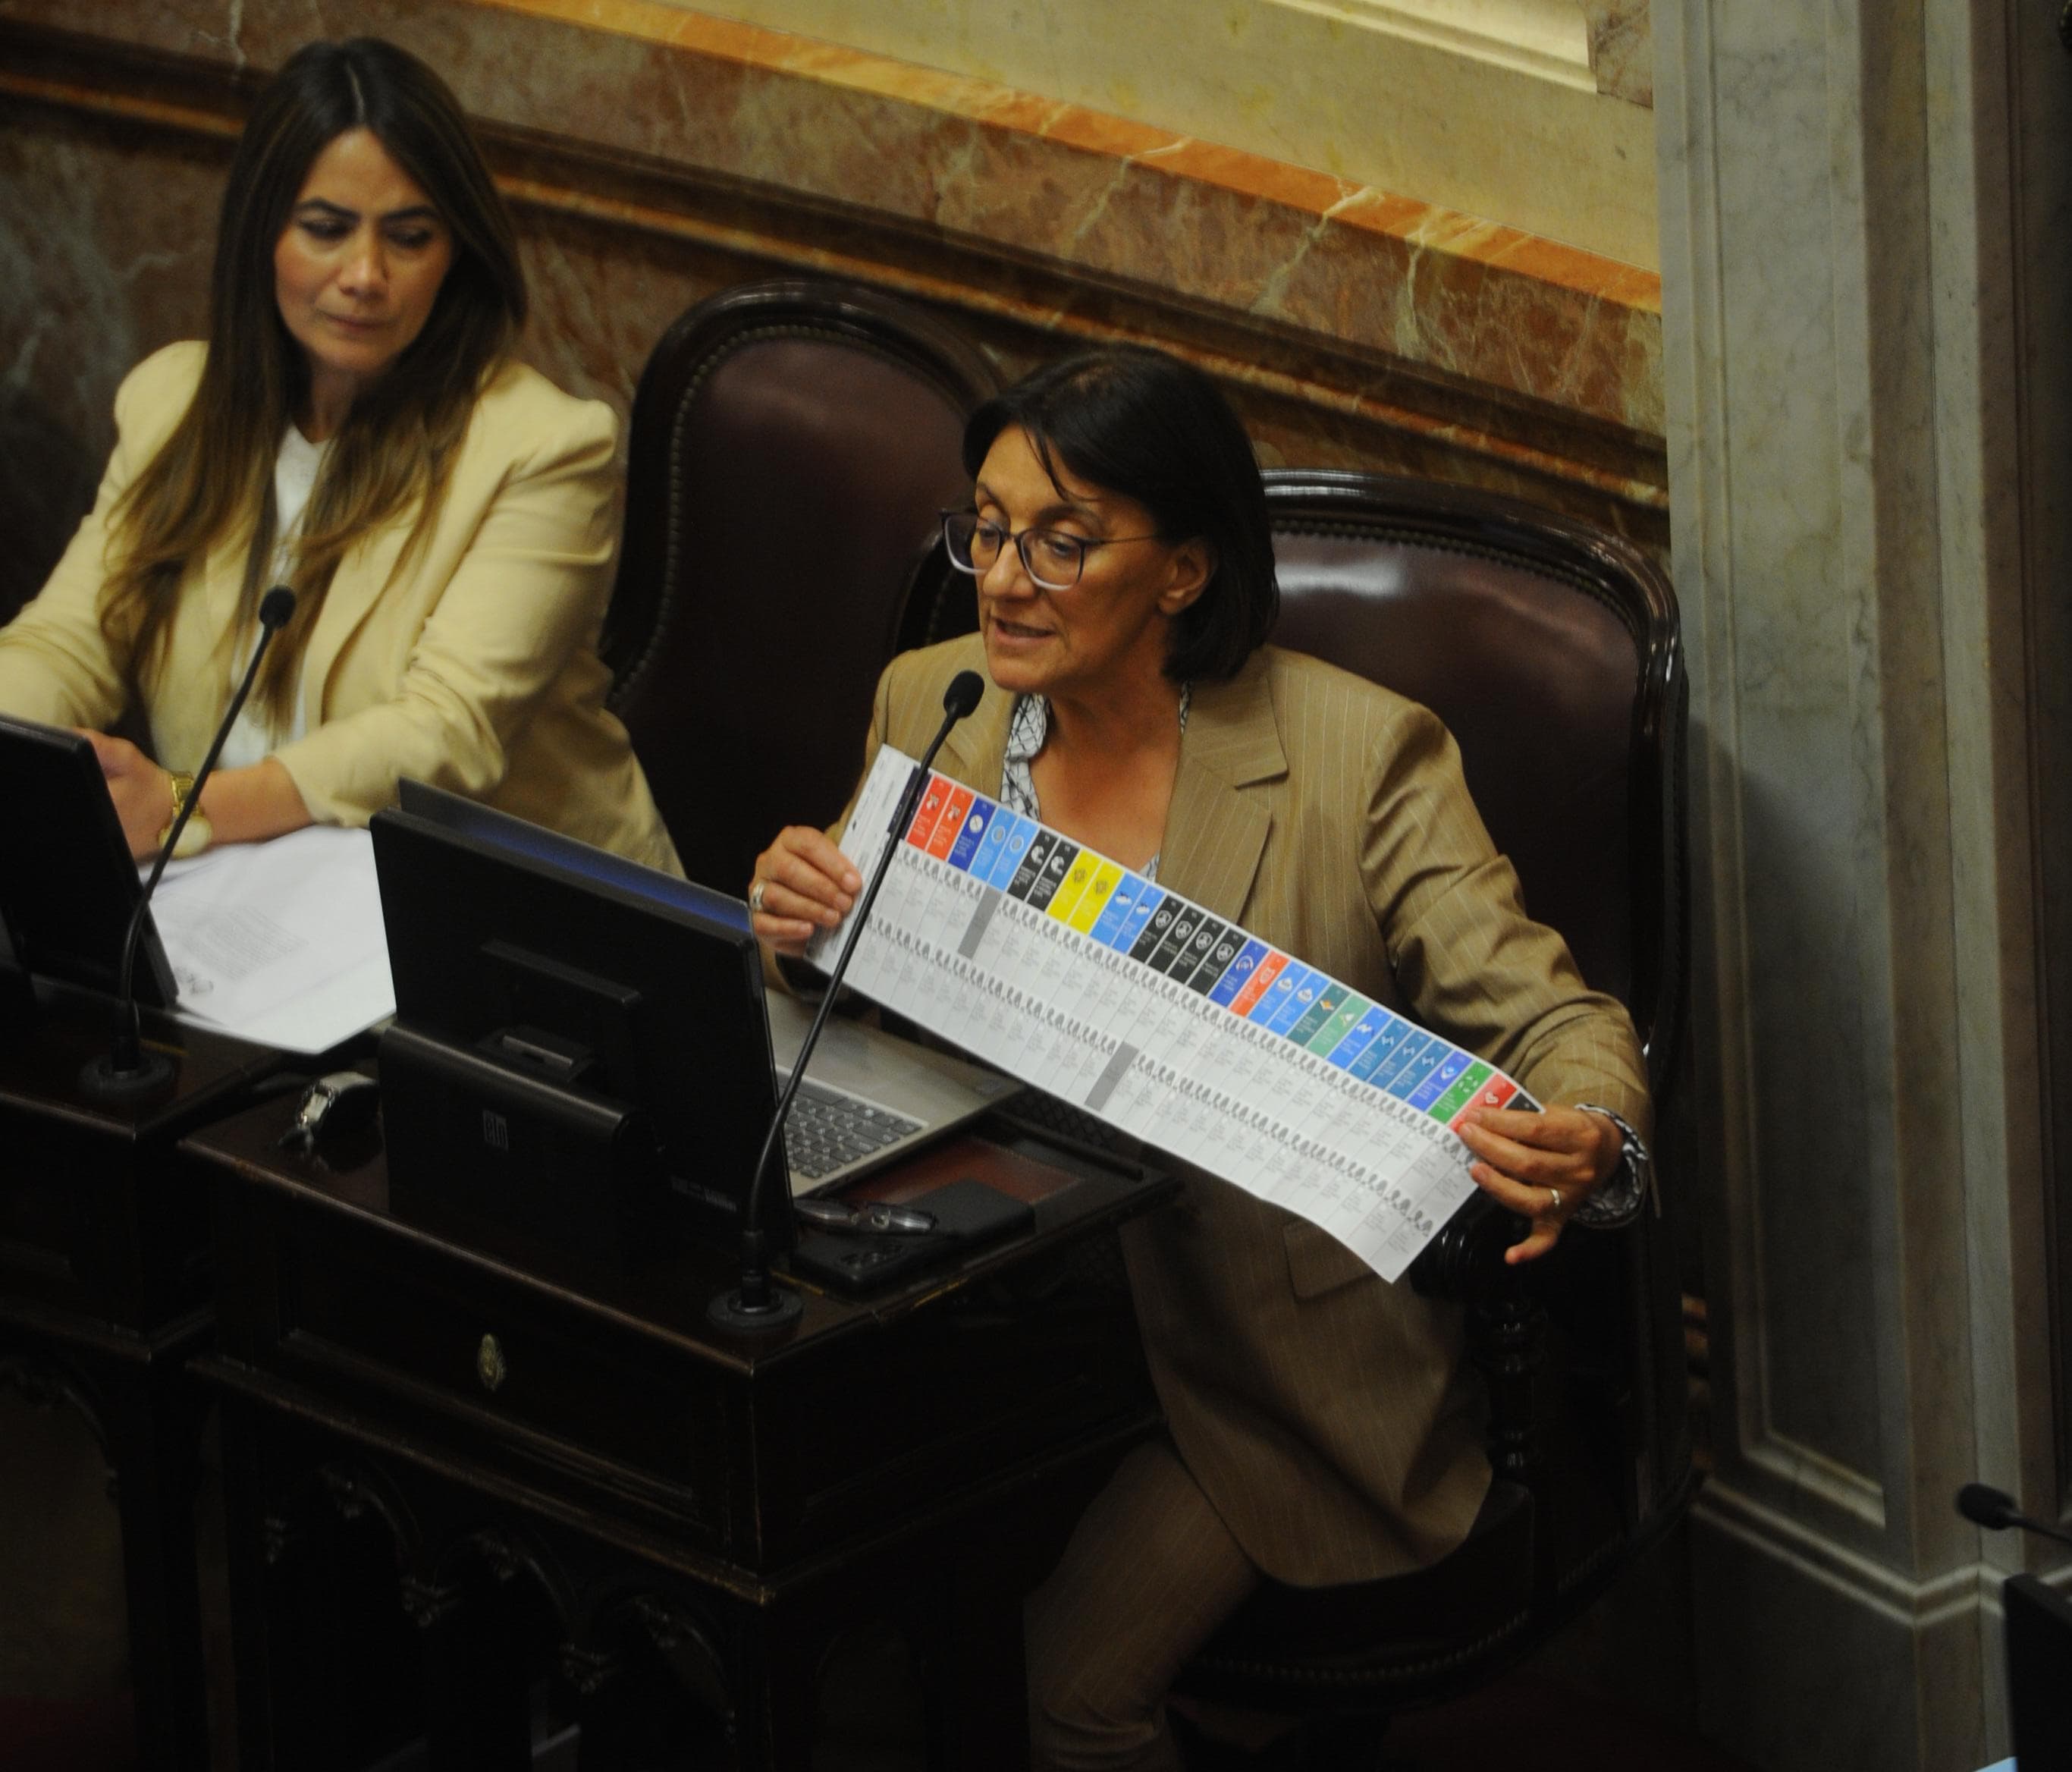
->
[783, 1079, 923, 1181]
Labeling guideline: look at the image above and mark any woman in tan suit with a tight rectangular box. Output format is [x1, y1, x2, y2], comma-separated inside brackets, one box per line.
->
[755, 346, 1652, 1770]
[0, 38, 678, 875]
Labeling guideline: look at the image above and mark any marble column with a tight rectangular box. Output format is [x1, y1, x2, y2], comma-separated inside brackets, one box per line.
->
[1653, 1, 2072, 1767]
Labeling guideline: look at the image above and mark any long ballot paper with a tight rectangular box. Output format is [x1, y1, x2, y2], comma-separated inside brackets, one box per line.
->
[807, 747, 1540, 1282]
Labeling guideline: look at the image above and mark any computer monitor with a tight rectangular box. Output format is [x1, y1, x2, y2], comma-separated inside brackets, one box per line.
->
[370, 781, 789, 1258]
[2007, 1572, 2072, 1768]
[0, 712, 175, 1016]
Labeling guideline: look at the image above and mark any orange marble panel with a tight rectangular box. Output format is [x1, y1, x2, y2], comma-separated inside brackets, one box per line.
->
[968, 89, 1074, 137]
[1030, 107, 1183, 163]
[1147, 140, 1363, 217]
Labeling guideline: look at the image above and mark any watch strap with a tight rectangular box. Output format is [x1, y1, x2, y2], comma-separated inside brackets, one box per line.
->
[1574, 1102, 1658, 1224]
[159, 770, 212, 859]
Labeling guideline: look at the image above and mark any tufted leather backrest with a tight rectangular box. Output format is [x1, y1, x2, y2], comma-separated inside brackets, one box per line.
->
[1264, 470, 1684, 1087]
[1174, 474, 1694, 1710]
[604, 280, 1000, 895]
[1267, 472, 1693, 1565]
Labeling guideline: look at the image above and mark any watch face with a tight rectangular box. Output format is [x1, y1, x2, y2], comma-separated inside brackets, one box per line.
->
[169, 811, 214, 859]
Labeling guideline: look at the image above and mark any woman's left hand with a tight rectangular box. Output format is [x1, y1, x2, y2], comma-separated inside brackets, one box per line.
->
[1454, 1103, 1625, 1265]
[77, 729, 172, 861]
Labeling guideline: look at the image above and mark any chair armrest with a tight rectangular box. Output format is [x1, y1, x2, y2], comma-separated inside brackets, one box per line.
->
[1408, 1193, 1554, 1507]
[1406, 1191, 1529, 1301]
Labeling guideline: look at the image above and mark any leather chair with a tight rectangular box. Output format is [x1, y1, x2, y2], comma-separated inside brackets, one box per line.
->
[1165, 469, 1696, 1755]
[604, 278, 1000, 894]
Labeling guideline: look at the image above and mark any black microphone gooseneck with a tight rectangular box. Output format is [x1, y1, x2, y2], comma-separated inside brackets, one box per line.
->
[1957, 1482, 2072, 1551]
[710, 668, 987, 1333]
[81, 586, 298, 1101]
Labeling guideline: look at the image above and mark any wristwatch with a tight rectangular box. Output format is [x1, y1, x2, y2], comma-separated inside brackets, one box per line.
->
[1574, 1102, 1659, 1224]
[159, 770, 214, 859]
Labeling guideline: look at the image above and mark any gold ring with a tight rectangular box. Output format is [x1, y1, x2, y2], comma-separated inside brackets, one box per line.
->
[749, 879, 768, 915]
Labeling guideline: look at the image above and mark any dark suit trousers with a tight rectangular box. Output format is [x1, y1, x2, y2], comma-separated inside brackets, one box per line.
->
[1024, 1434, 1260, 1771]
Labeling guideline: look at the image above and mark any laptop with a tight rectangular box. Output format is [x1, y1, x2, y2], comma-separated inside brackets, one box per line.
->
[768, 988, 1022, 1192]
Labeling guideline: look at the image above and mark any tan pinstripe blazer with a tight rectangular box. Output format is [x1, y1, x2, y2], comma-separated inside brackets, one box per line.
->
[0, 342, 680, 873]
[852, 633, 1650, 1585]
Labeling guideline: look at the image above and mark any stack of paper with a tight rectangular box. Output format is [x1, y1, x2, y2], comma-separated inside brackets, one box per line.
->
[149, 825, 393, 1054]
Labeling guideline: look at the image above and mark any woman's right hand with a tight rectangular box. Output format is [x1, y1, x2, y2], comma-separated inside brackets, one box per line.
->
[749, 826, 862, 956]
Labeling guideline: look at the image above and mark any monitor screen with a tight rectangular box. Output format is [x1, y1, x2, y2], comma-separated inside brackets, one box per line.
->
[0, 712, 174, 1010]
[372, 781, 786, 1252]
[2008, 1572, 2072, 1769]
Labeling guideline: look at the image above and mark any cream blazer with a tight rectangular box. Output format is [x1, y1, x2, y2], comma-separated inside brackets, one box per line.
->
[848, 633, 1651, 1586]
[0, 342, 680, 874]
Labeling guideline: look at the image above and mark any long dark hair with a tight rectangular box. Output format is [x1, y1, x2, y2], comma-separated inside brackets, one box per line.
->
[100, 36, 526, 726]
[962, 346, 1278, 682]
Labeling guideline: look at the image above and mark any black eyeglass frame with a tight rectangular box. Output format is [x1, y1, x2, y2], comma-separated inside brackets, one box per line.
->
[939, 510, 1166, 592]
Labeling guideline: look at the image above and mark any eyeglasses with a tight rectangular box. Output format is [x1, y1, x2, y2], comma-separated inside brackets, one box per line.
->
[940, 511, 1165, 592]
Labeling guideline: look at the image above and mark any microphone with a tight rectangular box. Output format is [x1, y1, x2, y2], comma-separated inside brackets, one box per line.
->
[1957, 1482, 2072, 1550]
[710, 668, 987, 1332]
[81, 586, 298, 1101]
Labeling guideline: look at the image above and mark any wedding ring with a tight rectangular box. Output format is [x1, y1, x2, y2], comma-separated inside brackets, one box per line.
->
[749, 879, 768, 914]
[1545, 1185, 1562, 1214]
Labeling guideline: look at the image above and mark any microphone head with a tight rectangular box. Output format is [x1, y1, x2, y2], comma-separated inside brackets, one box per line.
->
[258, 586, 298, 630]
[1956, 1482, 2018, 1530]
[943, 670, 985, 718]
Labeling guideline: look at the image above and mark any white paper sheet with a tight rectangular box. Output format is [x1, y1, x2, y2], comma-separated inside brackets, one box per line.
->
[149, 825, 393, 1054]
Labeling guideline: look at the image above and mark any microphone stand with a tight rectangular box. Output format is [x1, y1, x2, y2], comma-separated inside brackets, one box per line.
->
[709, 670, 985, 1333]
[1957, 1482, 2072, 1551]
[81, 586, 298, 1101]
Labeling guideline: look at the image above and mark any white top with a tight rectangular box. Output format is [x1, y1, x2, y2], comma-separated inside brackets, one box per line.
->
[219, 424, 327, 770]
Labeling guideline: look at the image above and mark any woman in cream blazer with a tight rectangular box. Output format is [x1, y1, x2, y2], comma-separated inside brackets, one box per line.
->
[0, 341, 679, 873]
[0, 37, 677, 876]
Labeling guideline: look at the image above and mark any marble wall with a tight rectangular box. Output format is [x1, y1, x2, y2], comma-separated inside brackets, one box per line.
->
[1653, 0, 2072, 1764]
[0, 0, 1667, 624]
[674, 0, 1662, 266]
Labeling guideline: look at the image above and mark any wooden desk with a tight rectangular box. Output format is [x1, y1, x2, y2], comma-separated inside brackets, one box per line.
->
[187, 1089, 1173, 1770]
[0, 981, 280, 1772]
